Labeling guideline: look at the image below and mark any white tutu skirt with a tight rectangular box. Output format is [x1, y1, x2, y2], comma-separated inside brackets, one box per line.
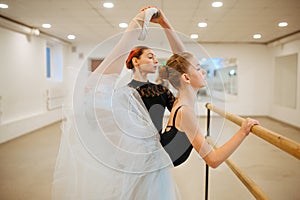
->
[52, 74, 181, 200]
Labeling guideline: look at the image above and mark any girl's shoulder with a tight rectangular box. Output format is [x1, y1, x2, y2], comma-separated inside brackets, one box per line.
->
[174, 105, 196, 119]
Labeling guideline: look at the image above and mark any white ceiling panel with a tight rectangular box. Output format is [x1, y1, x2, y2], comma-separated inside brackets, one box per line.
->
[0, 0, 299, 45]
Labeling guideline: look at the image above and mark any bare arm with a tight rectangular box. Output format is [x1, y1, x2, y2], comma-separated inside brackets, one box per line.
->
[143, 7, 185, 54]
[178, 107, 259, 168]
[159, 12, 185, 54]
[92, 11, 146, 75]
[92, 7, 184, 76]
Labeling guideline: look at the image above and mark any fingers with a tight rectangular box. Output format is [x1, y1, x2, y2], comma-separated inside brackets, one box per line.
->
[245, 118, 260, 130]
[140, 6, 156, 12]
[240, 118, 260, 137]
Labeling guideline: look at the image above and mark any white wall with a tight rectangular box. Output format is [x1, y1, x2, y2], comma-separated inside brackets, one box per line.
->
[175, 43, 272, 117]
[189, 41, 300, 128]
[269, 40, 300, 127]
[1, 26, 298, 143]
[0, 27, 70, 143]
[70, 40, 299, 130]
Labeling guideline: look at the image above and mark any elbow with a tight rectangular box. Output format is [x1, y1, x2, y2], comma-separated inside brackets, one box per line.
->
[211, 162, 221, 169]
[203, 152, 222, 169]
[206, 160, 221, 169]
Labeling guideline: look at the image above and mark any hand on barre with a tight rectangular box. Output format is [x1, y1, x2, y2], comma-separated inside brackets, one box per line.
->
[240, 118, 260, 137]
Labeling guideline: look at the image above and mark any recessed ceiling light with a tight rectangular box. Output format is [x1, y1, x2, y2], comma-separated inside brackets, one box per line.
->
[253, 34, 262, 39]
[212, 2, 223, 8]
[67, 35, 76, 40]
[278, 22, 288, 27]
[0, 3, 8, 9]
[198, 22, 207, 28]
[190, 34, 199, 39]
[42, 24, 52, 28]
[119, 23, 128, 28]
[103, 2, 114, 8]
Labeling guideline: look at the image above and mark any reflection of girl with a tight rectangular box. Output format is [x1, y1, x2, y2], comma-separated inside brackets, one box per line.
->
[155, 64, 170, 87]
[52, 7, 184, 200]
[161, 52, 260, 167]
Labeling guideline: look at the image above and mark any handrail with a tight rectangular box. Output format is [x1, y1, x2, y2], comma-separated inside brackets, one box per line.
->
[206, 136, 270, 200]
[205, 103, 300, 160]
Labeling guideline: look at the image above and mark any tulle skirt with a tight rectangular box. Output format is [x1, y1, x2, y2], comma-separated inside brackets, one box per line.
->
[52, 74, 181, 200]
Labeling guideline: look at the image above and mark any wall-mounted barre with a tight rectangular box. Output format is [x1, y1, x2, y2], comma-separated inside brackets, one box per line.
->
[205, 103, 300, 160]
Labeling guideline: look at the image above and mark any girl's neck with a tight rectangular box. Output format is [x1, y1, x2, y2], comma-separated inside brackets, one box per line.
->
[176, 86, 198, 107]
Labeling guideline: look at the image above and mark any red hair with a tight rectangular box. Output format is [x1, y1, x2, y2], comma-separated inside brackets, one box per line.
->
[126, 46, 150, 69]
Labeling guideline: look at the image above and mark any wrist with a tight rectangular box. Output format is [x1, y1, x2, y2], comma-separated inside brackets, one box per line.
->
[159, 19, 171, 29]
[238, 128, 249, 138]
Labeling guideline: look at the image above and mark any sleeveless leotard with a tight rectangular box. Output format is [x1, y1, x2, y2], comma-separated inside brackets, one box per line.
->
[160, 106, 193, 167]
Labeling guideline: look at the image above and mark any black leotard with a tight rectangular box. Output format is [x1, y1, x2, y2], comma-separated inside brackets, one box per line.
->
[128, 80, 191, 166]
[128, 79, 175, 133]
[160, 106, 193, 167]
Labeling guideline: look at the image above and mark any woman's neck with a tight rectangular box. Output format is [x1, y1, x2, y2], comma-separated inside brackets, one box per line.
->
[133, 70, 148, 82]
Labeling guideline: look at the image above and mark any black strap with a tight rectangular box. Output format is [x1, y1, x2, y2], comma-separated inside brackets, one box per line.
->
[172, 105, 183, 128]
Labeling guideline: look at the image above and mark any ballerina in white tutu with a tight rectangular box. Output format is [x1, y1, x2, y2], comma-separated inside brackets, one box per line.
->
[52, 6, 185, 200]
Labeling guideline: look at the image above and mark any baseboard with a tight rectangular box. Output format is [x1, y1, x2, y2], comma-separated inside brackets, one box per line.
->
[0, 110, 62, 144]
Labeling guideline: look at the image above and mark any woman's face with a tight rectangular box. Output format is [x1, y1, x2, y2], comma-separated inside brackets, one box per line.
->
[187, 55, 206, 88]
[136, 49, 159, 74]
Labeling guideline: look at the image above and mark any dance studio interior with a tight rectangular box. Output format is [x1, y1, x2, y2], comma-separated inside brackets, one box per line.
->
[0, 0, 299, 199]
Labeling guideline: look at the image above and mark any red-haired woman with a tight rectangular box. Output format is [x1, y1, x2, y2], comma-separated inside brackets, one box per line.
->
[53, 7, 185, 200]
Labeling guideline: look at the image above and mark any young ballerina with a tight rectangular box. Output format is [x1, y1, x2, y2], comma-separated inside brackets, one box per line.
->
[160, 52, 260, 167]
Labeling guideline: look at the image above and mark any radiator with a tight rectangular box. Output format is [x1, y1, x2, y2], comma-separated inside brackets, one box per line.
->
[46, 88, 65, 110]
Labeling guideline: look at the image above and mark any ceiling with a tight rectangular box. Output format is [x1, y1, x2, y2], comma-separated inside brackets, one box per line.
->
[0, 0, 300, 45]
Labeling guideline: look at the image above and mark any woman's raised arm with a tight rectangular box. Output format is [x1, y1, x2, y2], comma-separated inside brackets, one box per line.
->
[92, 10, 147, 75]
[148, 7, 185, 54]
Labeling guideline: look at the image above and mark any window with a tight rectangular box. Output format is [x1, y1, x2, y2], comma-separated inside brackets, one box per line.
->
[46, 47, 51, 78]
[46, 43, 63, 81]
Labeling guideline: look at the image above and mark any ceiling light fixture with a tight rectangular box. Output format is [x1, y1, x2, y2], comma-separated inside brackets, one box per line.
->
[278, 22, 288, 27]
[190, 34, 199, 39]
[0, 3, 8, 9]
[212, 2, 223, 8]
[119, 23, 128, 28]
[103, 2, 114, 8]
[198, 22, 207, 28]
[42, 23, 52, 28]
[67, 34, 76, 40]
[253, 34, 262, 39]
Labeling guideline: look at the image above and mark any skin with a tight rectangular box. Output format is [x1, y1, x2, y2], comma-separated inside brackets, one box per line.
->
[99, 6, 184, 75]
[131, 49, 159, 82]
[130, 6, 185, 82]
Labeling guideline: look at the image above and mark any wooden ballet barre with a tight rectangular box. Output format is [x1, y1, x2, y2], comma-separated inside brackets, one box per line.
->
[205, 103, 300, 160]
[206, 136, 270, 200]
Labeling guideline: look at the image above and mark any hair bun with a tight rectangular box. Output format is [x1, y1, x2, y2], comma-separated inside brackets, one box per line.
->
[158, 65, 169, 80]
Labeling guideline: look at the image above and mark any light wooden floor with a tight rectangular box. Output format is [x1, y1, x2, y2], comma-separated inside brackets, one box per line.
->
[0, 117, 299, 200]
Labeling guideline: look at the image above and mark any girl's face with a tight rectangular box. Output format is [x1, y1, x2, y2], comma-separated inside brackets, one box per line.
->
[135, 49, 158, 74]
[187, 55, 206, 88]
